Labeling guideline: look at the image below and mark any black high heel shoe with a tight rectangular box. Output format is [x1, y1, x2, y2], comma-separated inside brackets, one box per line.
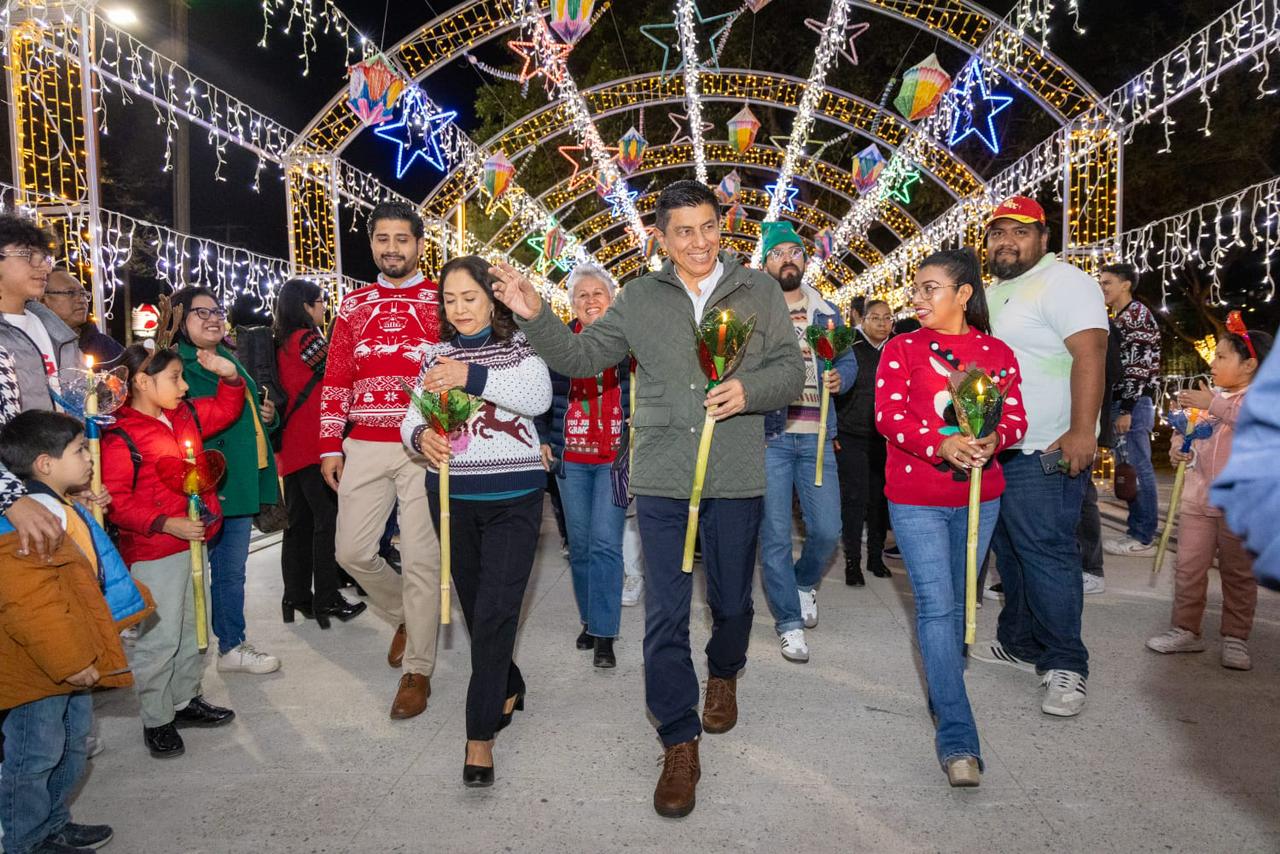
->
[282, 599, 315, 624]
[495, 692, 525, 733]
[463, 745, 495, 788]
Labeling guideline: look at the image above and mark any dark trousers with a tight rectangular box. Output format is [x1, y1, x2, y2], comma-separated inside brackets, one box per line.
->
[1077, 477, 1104, 576]
[281, 464, 340, 606]
[429, 489, 542, 741]
[636, 495, 761, 747]
[836, 432, 888, 570]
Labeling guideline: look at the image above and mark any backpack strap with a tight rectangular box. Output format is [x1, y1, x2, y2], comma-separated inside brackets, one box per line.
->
[182, 398, 203, 435]
[284, 370, 323, 425]
[107, 427, 144, 491]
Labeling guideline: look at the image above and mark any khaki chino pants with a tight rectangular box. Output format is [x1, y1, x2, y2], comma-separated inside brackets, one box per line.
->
[334, 438, 441, 676]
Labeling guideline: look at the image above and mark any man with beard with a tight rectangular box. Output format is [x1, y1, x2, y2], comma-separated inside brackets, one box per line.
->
[489, 180, 804, 818]
[320, 201, 442, 720]
[757, 221, 855, 662]
[971, 196, 1108, 718]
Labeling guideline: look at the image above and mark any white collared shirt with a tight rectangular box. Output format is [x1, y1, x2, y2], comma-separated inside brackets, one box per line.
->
[377, 270, 426, 289]
[679, 260, 725, 320]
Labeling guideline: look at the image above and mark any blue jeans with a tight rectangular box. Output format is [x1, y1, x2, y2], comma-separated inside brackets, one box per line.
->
[889, 499, 998, 768]
[560, 461, 625, 638]
[992, 452, 1090, 677]
[210, 514, 253, 654]
[637, 495, 760, 746]
[1117, 397, 1158, 543]
[0, 693, 91, 854]
[759, 432, 841, 632]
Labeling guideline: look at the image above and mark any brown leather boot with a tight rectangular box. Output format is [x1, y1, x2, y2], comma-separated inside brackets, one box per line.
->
[389, 673, 430, 720]
[701, 675, 738, 734]
[653, 739, 700, 818]
[387, 623, 407, 668]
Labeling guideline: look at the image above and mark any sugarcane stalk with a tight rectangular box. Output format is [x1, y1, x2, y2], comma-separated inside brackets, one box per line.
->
[814, 382, 831, 486]
[681, 410, 718, 573]
[188, 493, 208, 653]
[439, 457, 452, 625]
[965, 467, 982, 645]
[1153, 460, 1188, 575]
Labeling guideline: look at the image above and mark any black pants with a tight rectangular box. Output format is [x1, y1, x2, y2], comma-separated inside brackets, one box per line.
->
[836, 432, 889, 570]
[429, 488, 543, 740]
[1077, 476, 1104, 576]
[637, 495, 760, 747]
[281, 464, 341, 606]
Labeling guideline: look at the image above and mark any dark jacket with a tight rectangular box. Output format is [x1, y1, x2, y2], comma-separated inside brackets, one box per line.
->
[518, 252, 805, 499]
[836, 328, 887, 438]
[535, 320, 632, 465]
[763, 288, 858, 441]
[1099, 322, 1124, 448]
[0, 301, 84, 412]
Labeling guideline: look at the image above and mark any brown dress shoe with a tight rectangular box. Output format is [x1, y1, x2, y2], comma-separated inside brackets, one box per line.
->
[387, 623, 407, 668]
[653, 739, 700, 818]
[701, 675, 737, 734]
[389, 673, 430, 720]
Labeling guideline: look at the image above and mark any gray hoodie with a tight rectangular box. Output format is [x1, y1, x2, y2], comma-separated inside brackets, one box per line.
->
[0, 300, 85, 412]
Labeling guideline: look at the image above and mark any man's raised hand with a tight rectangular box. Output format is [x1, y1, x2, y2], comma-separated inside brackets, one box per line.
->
[488, 261, 543, 320]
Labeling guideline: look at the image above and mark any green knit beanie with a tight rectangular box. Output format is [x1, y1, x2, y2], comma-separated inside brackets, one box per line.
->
[760, 221, 806, 260]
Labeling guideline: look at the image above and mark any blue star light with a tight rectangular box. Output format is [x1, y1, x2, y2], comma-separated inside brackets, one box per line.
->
[765, 181, 799, 213]
[947, 62, 1013, 155]
[604, 184, 638, 218]
[374, 92, 457, 178]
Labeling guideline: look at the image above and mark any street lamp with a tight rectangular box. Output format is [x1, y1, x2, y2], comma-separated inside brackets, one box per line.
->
[102, 5, 140, 27]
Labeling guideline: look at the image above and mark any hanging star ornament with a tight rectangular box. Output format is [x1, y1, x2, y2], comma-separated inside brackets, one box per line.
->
[802, 18, 870, 66]
[766, 181, 799, 213]
[558, 144, 606, 191]
[640, 2, 738, 80]
[668, 111, 714, 146]
[604, 183, 639, 218]
[947, 62, 1013, 154]
[507, 30, 572, 94]
[883, 161, 921, 205]
[373, 91, 457, 178]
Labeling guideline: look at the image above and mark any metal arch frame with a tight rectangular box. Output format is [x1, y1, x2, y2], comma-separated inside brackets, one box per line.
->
[493, 141, 922, 255]
[291, 0, 1110, 157]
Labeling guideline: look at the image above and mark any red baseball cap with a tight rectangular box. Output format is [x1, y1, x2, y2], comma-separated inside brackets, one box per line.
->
[986, 195, 1046, 228]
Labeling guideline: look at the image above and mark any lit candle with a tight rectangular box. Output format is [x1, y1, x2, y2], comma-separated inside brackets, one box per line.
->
[716, 311, 728, 356]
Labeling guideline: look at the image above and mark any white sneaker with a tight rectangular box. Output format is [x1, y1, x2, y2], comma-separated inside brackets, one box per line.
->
[1145, 627, 1206, 654]
[621, 574, 644, 607]
[1221, 637, 1252, 671]
[217, 643, 281, 675]
[982, 584, 1003, 602]
[1082, 573, 1106, 595]
[85, 735, 105, 759]
[970, 641, 1036, 673]
[1040, 669, 1087, 716]
[797, 588, 818, 628]
[779, 629, 809, 663]
[1103, 535, 1155, 556]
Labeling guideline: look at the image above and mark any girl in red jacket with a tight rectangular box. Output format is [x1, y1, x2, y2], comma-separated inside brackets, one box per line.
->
[100, 343, 244, 759]
[875, 248, 1026, 788]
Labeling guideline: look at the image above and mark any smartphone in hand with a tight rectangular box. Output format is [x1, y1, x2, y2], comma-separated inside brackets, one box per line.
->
[1039, 448, 1065, 475]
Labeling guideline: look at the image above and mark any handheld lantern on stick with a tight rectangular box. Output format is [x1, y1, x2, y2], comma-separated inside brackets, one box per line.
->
[682, 310, 756, 572]
[156, 444, 226, 652]
[55, 357, 128, 526]
[1153, 408, 1213, 574]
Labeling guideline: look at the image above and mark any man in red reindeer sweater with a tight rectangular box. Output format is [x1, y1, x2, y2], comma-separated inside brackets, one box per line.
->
[320, 202, 441, 720]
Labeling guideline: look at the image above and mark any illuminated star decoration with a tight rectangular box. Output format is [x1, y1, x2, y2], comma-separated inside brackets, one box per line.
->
[640, 2, 738, 80]
[507, 30, 572, 94]
[765, 181, 799, 213]
[527, 233, 574, 274]
[604, 184, 639, 218]
[373, 91, 457, 178]
[558, 144, 610, 191]
[882, 161, 921, 205]
[802, 18, 869, 66]
[668, 111, 714, 146]
[947, 61, 1013, 154]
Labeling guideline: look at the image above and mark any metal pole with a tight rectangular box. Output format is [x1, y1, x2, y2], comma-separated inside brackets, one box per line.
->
[171, 0, 191, 235]
[76, 6, 106, 331]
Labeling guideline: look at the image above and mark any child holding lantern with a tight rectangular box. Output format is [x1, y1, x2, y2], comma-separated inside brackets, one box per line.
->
[100, 340, 245, 759]
[1146, 317, 1272, 670]
[875, 248, 1026, 787]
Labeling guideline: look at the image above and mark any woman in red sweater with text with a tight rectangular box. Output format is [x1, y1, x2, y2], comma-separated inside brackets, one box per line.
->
[875, 248, 1026, 788]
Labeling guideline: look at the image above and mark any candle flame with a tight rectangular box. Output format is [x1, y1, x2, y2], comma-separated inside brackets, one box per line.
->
[720, 311, 729, 323]
[184, 440, 193, 450]
[85, 355, 94, 370]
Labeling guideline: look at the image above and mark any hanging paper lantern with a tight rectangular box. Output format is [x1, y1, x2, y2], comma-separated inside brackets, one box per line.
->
[726, 106, 761, 153]
[643, 229, 661, 259]
[815, 228, 836, 261]
[482, 151, 515, 204]
[550, 0, 597, 44]
[852, 144, 888, 194]
[542, 226, 568, 266]
[893, 53, 952, 122]
[346, 54, 407, 126]
[715, 169, 742, 203]
[745, 0, 774, 10]
[724, 203, 747, 233]
[617, 126, 648, 174]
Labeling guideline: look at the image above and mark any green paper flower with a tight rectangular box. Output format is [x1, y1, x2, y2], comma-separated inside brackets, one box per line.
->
[804, 324, 855, 368]
[946, 368, 1004, 439]
[405, 383, 483, 434]
[693, 309, 757, 390]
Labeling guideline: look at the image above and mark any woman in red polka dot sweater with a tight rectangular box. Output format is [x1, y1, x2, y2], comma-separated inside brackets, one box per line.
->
[874, 248, 1026, 789]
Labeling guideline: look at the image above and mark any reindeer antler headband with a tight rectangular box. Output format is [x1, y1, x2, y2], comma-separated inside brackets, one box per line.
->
[138, 294, 185, 373]
[1226, 310, 1257, 361]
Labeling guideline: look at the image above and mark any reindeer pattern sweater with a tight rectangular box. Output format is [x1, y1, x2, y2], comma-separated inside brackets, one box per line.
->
[319, 273, 440, 455]
[400, 329, 552, 498]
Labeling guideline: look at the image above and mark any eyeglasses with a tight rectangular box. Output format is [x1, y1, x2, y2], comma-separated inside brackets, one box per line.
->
[905, 283, 960, 301]
[766, 245, 806, 262]
[189, 306, 228, 321]
[0, 248, 56, 269]
[864, 313, 894, 323]
[44, 288, 89, 301]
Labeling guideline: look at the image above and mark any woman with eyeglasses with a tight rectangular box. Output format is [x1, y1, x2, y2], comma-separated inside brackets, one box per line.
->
[273, 278, 366, 628]
[172, 287, 282, 676]
[874, 248, 1027, 788]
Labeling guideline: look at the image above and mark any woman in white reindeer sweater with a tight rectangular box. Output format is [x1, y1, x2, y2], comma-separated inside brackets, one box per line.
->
[401, 255, 551, 789]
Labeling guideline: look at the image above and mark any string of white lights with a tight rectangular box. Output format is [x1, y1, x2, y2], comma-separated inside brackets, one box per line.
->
[675, 0, 711, 185]
[259, 0, 371, 74]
